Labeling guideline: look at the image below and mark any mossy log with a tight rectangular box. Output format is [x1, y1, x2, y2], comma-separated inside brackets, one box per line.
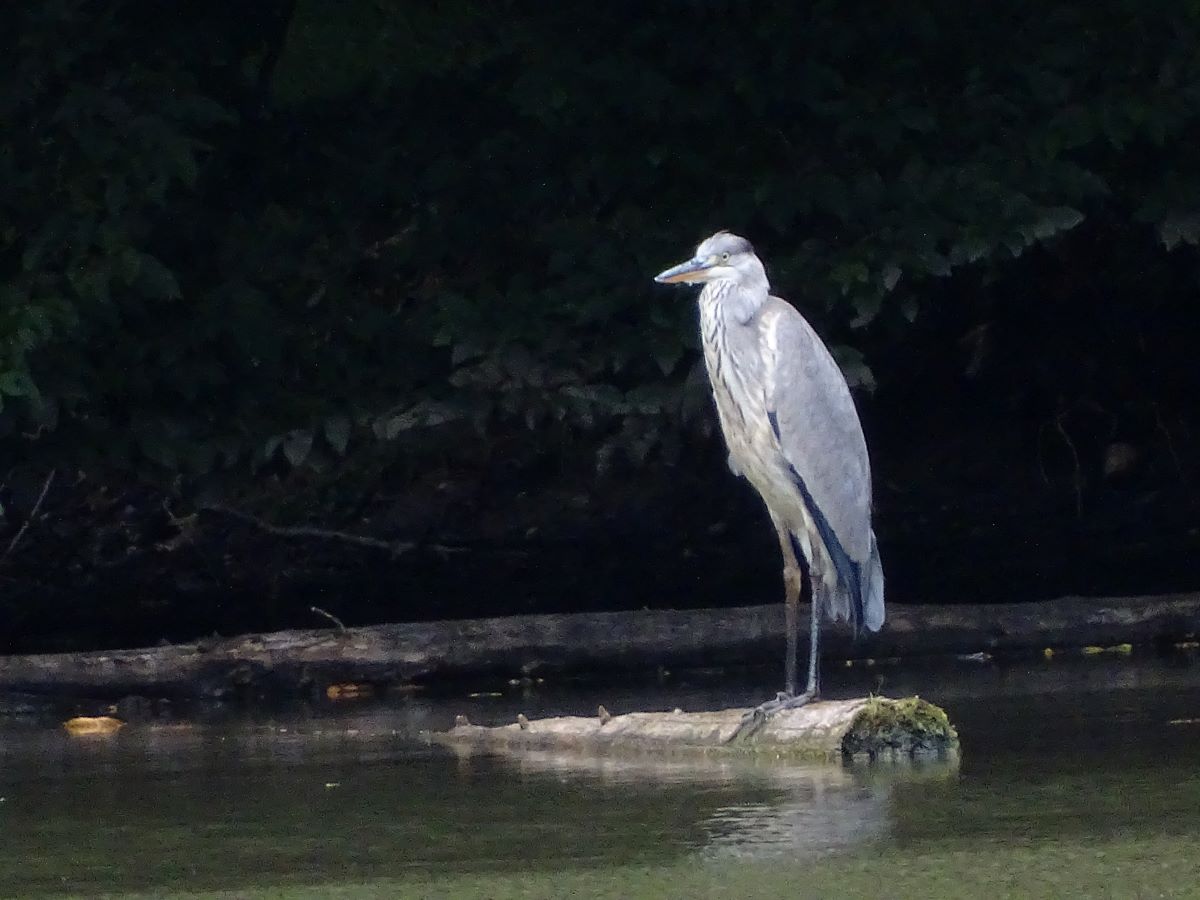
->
[430, 696, 959, 763]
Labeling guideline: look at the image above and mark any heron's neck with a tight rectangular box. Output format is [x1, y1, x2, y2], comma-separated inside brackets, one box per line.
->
[700, 280, 768, 326]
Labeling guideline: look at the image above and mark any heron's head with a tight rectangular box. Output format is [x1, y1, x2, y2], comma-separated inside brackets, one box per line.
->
[653, 231, 767, 292]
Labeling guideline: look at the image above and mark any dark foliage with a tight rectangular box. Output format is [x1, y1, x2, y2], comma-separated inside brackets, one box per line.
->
[4, 0, 1200, 476]
[3, 2, 1200, 646]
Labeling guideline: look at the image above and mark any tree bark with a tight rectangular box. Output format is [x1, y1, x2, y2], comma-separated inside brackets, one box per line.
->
[430, 696, 959, 762]
[0, 593, 1196, 698]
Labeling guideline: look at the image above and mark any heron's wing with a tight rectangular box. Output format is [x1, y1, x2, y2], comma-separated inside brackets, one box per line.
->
[759, 297, 873, 564]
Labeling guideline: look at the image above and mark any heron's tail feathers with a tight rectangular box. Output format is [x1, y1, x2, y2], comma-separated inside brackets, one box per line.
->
[861, 530, 885, 632]
[789, 526, 885, 634]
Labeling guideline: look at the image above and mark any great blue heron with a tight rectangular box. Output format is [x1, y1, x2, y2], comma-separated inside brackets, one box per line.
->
[655, 231, 884, 726]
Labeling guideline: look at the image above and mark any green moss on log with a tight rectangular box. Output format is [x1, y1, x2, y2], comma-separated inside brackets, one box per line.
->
[841, 696, 959, 759]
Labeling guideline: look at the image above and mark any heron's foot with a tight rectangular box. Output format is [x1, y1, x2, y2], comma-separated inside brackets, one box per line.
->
[724, 690, 818, 744]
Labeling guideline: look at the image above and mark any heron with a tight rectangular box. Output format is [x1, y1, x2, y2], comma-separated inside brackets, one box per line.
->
[654, 231, 884, 727]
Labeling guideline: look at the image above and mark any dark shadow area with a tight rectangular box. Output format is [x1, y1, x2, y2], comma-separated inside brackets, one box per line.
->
[2, 2, 1200, 651]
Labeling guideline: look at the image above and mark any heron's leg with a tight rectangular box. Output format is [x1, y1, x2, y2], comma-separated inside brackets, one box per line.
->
[724, 520, 810, 744]
[773, 520, 803, 696]
[756, 587, 822, 708]
[805, 578, 821, 697]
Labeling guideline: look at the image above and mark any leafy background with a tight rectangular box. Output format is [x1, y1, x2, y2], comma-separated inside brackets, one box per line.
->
[2, 0, 1200, 647]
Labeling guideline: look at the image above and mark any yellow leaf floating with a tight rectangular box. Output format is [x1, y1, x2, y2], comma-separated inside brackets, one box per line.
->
[1082, 643, 1133, 656]
[326, 683, 373, 701]
[63, 716, 125, 736]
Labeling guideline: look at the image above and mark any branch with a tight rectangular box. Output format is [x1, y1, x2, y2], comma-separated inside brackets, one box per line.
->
[2, 593, 1198, 698]
[311, 605, 347, 631]
[198, 504, 464, 556]
[0, 469, 56, 567]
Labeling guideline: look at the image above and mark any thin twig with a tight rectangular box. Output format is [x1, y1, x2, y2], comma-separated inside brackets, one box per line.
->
[0, 469, 56, 567]
[1154, 403, 1186, 483]
[198, 504, 464, 556]
[311, 606, 347, 632]
[1054, 413, 1084, 518]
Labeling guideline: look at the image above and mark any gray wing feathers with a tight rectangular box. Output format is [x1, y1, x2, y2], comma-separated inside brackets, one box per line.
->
[761, 297, 884, 629]
[761, 298, 872, 559]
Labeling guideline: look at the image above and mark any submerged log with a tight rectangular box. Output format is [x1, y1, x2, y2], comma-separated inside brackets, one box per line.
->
[0, 592, 1197, 697]
[431, 696, 959, 762]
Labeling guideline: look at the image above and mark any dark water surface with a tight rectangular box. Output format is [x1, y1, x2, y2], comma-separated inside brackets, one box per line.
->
[2, 654, 1199, 898]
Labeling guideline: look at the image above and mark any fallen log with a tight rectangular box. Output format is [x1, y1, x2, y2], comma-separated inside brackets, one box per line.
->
[430, 696, 959, 762]
[0, 593, 1197, 697]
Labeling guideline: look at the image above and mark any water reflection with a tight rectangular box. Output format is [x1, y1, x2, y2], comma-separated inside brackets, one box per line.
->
[443, 742, 958, 861]
[0, 654, 1197, 896]
[700, 762, 961, 860]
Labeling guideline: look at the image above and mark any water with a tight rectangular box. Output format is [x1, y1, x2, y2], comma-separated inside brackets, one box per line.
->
[1, 653, 1199, 898]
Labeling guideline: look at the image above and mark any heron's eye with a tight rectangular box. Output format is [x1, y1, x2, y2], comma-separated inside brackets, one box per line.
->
[720, 252, 730, 263]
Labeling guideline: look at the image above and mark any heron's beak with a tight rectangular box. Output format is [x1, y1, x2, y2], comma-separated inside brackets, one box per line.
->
[654, 257, 712, 284]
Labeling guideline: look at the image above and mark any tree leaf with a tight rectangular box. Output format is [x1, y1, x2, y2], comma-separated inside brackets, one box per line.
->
[282, 429, 313, 467]
[1047, 206, 1084, 231]
[1159, 214, 1200, 251]
[451, 341, 483, 366]
[136, 253, 182, 299]
[263, 434, 284, 460]
[653, 343, 683, 376]
[323, 415, 351, 455]
[881, 264, 902, 291]
[0, 371, 37, 398]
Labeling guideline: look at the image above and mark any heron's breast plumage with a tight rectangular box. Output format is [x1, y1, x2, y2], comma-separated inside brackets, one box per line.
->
[699, 286, 827, 578]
